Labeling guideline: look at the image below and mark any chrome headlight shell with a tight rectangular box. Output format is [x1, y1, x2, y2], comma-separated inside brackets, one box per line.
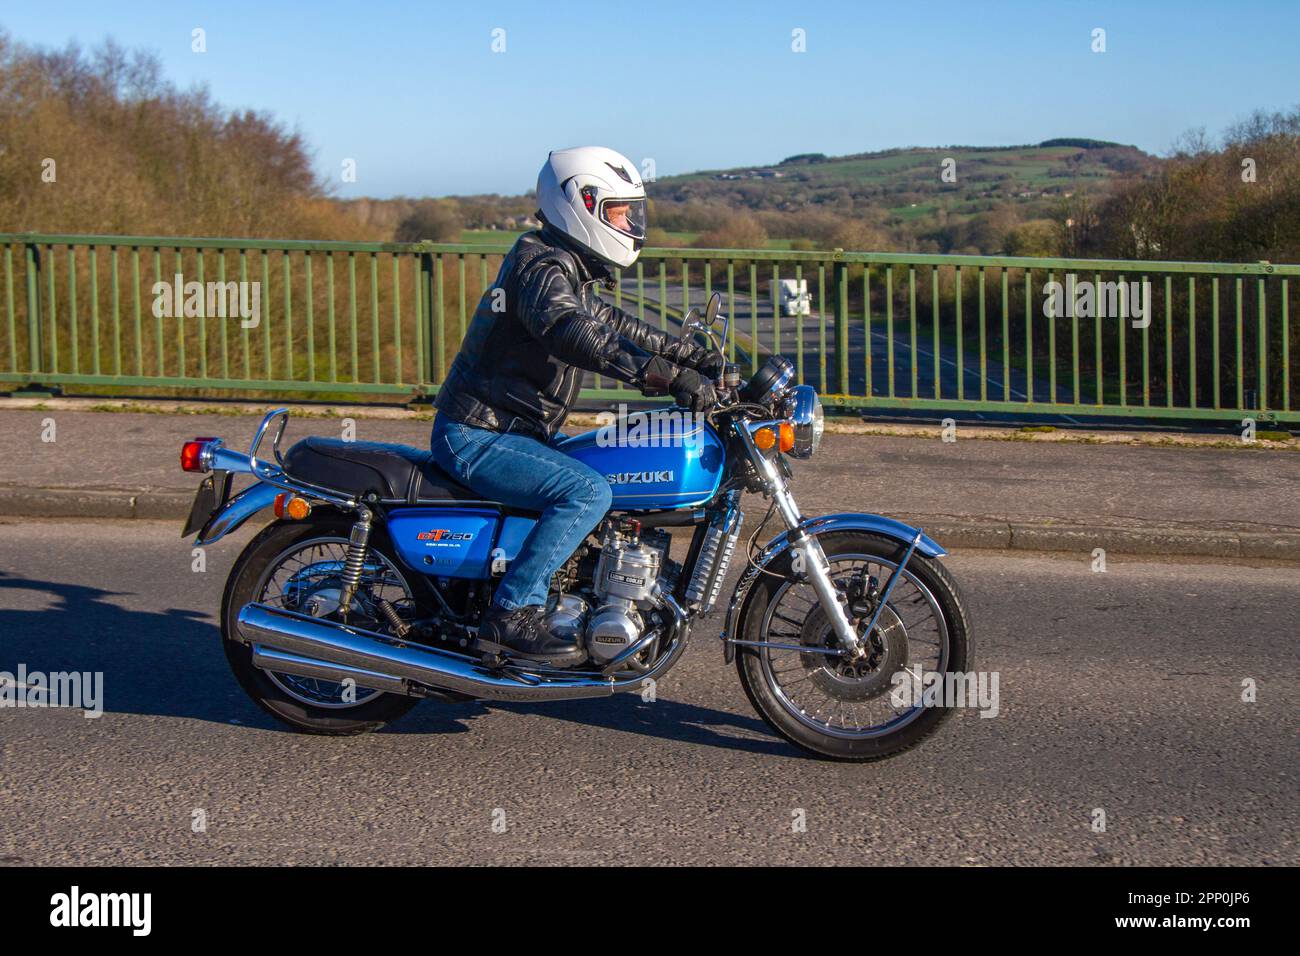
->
[785, 385, 823, 459]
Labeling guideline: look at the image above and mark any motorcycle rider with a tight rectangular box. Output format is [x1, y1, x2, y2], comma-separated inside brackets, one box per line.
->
[430, 146, 720, 666]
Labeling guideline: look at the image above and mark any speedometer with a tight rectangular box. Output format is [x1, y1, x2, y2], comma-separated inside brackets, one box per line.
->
[740, 355, 795, 407]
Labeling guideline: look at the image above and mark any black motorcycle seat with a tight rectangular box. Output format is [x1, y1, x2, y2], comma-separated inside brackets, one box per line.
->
[282, 436, 487, 503]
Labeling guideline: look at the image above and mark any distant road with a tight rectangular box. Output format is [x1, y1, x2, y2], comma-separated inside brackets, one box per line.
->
[616, 278, 1080, 418]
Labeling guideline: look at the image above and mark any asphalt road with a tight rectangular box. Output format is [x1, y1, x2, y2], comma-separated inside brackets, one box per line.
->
[1, 518, 1294, 866]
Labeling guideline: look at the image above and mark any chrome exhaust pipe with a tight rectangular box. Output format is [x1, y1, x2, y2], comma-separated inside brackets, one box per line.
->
[250, 645, 409, 695]
[235, 595, 688, 703]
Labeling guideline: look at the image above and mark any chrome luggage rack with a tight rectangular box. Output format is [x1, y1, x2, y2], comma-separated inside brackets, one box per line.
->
[205, 408, 362, 511]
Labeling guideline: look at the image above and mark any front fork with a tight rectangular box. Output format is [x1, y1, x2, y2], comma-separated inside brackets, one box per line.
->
[769, 484, 865, 658]
[736, 412, 866, 658]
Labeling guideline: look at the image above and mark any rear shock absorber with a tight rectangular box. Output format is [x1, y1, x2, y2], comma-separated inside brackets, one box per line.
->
[336, 506, 373, 619]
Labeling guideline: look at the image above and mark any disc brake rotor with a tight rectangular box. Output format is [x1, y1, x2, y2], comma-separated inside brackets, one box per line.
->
[798, 603, 909, 701]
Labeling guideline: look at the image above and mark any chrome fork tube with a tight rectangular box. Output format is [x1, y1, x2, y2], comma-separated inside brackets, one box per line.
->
[737, 419, 863, 657]
[776, 489, 863, 656]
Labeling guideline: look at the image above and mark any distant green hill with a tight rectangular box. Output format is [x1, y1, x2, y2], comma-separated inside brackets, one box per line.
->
[653, 141, 1155, 225]
[341, 140, 1160, 256]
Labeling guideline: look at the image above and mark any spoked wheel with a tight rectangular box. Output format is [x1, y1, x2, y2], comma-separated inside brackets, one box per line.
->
[256, 538, 410, 709]
[221, 517, 422, 735]
[736, 531, 972, 761]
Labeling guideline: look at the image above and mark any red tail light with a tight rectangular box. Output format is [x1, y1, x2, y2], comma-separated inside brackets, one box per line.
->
[180, 438, 218, 473]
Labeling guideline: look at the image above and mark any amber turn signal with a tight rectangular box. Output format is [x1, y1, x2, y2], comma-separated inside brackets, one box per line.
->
[273, 493, 311, 519]
[778, 422, 795, 453]
[754, 424, 795, 453]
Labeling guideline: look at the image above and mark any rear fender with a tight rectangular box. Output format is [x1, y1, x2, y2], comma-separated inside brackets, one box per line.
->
[195, 481, 280, 545]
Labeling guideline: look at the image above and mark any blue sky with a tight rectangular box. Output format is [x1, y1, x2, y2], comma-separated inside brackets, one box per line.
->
[3, 0, 1297, 198]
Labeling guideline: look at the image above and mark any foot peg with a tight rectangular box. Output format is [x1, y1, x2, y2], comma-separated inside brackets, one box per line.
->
[468, 638, 509, 668]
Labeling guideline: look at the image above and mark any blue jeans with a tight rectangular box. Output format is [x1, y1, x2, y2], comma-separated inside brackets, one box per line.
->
[430, 417, 612, 611]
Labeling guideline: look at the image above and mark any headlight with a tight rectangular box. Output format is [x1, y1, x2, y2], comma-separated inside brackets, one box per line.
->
[786, 385, 823, 459]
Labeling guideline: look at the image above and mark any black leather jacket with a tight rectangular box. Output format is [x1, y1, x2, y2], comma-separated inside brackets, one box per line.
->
[434, 227, 709, 439]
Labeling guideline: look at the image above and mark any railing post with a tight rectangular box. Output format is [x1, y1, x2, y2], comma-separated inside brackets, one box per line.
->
[832, 254, 852, 392]
[833, 253, 849, 394]
[24, 242, 43, 377]
[419, 247, 435, 392]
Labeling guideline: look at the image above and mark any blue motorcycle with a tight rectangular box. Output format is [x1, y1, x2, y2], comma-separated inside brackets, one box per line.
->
[180, 295, 971, 761]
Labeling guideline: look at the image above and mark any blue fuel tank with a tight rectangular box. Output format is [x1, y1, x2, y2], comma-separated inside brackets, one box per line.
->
[556, 408, 725, 511]
[386, 410, 725, 579]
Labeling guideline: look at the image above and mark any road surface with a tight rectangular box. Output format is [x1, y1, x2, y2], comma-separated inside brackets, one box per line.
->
[1, 518, 1293, 865]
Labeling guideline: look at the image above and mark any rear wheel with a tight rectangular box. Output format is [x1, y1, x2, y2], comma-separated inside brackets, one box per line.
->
[221, 516, 422, 735]
[736, 531, 972, 761]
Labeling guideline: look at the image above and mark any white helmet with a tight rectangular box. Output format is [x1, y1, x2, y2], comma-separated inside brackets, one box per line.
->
[536, 146, 646, 269]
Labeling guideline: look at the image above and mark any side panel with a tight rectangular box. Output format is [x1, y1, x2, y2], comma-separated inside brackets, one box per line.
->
[557, 411, 725, 510]
[387, 508, 537, 579]
[495, 515, 536, 562]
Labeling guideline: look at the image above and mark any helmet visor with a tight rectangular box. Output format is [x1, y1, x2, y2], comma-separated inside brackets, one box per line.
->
[600, 198, 647, 240]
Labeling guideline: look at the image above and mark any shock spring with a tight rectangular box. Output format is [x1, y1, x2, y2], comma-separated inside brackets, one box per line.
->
[337, 507, 373, 617]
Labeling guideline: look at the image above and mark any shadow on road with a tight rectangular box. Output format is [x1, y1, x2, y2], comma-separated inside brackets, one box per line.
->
[0, 569, 252, 725]
[0, 571, 796, 756]
[479, 696, 797, 758]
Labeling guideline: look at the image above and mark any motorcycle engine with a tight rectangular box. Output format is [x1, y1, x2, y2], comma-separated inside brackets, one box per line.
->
[538, 525, 674, 665]
[542, 525, 669, 665]
[588, 525, 665, 664]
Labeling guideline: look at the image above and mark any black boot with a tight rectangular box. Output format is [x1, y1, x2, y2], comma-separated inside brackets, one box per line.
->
[478, 604, 586, 666]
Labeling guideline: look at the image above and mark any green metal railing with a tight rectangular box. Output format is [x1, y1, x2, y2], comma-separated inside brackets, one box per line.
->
[1, 233, 1296, 423]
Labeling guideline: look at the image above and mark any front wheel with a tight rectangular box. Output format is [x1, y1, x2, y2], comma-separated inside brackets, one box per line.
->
[221, 516, 422, 735]
[736, 531, 973, 761]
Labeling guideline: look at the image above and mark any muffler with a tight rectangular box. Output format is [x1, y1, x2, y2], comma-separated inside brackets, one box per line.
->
[235, 598, 686, 703]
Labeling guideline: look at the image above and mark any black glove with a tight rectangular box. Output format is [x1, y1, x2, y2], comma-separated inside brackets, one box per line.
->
[638, 355, 677, 396]
[694, 351, 725, 380]
[662, 337, 724, 378]
[669, 368, 718, 412]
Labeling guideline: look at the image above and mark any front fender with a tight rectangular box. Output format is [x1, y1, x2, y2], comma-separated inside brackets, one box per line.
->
[195, 481, 280, 545]
[721, 512, 945, 647]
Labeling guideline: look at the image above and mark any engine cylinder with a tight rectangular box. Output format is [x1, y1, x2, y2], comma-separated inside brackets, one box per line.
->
[594, 536, 660, 606]
[584, 529, 663, 663]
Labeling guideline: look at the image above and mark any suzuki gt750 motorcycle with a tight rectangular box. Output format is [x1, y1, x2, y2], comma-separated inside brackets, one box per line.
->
[180, 294, 971, 761]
